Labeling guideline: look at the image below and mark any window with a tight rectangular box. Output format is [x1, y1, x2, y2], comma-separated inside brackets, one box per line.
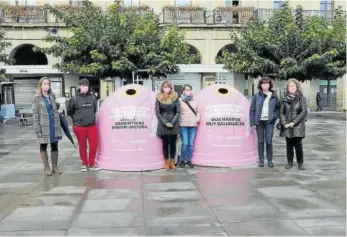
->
[123, 0, 141, 7]
[175, 0, 190, 7]
[225, 0, 239, 6]
[273, 0, 286, 9]
[69, 0, 83, 6]
[320, 0, 334, 21]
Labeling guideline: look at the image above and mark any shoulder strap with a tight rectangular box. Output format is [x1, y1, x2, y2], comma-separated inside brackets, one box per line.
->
[183, 100, 197, 116]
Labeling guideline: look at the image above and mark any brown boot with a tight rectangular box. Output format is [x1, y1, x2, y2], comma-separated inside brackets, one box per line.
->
[40, 151, 52, 176]
[164, 159, 170, 171]
[51, 151, 61, 175]
[169, 158, 176, 170]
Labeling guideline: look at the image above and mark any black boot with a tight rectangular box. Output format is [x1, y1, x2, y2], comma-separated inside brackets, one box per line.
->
[179, 161, 186, 168]
[298, 163, 306, 170]
[268, 161, 274, 168]
[259, 160, 264, 167]
[285, 162, 293, 169]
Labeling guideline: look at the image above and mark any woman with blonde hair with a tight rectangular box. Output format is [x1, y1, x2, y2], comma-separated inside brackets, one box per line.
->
[155, 80, 180, 170]
[32, 77, 63, 176]
[279, 78, 307, 170]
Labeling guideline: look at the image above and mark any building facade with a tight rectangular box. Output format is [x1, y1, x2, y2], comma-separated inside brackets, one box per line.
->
[0, 0, 346, 116]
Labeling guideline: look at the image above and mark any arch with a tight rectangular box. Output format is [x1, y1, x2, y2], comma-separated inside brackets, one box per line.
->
[10, 44, 48, 65]
[187, 44, 202, 64]
[215, 44, 237, 63]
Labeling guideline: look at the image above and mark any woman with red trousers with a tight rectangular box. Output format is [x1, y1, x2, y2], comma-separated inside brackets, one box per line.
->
[67, 79, 101, 172]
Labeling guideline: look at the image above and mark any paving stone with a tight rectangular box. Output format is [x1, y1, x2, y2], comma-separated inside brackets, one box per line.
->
[0, 230, 66, 236]
[81, 198, 142, 212]
[71, 212, 144, 228]
[146, 225, 227, 236]
[303, 225, 346, 236]
[1, 206, 75, 222]
[0, 220, 70, 232]
[87, 189, 141, 199]
[66, 227, 145, 236]
[293, 217, 346, 228]
[222, 220, 308, 236]
[212, 204, 285, 223]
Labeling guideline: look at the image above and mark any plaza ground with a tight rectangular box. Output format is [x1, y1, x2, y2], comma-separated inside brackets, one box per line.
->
[0, 112, 345, 236]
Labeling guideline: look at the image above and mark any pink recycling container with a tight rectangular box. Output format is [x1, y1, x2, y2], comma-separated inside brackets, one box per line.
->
[193, 84, 258, 167]
[96, 84, 163, 171]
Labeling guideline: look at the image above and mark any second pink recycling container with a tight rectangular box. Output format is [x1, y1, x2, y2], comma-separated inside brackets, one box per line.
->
[193, 84, 258, 167]
[96, 84, 163, 171]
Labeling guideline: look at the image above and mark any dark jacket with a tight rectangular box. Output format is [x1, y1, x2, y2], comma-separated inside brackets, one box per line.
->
[249, 91, 280, 126]
[66, 90, 97, 127]
[316, 92, 321, 104]
[32, 93, 63, 144]
[280, 93, 307, 138]
[155, 91, 180, 136]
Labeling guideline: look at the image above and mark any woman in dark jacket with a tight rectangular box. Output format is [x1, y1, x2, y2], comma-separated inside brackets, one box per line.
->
[280, 78, 308, 170]
[249, 77, 280, 167]
[67, 79, 100, 172]
[32, 77, 63, 176]
[155, 80, 180, 171]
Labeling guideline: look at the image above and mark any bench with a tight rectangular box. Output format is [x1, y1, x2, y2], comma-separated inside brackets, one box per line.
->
[17, 109, 33, 127]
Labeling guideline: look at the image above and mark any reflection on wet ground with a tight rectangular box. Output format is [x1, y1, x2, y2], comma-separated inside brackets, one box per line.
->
[0, 113, 345, 236]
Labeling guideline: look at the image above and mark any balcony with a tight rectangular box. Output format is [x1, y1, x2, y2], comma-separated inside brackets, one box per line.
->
[0, 6, 47, 23]
[163, 6, 206, 24]
[212, 7, 255, 25]
[255, 8, 345, 25]
[122, 5, 153, 18]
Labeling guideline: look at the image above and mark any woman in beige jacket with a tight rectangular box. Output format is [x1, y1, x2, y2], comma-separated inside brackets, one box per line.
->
[178, 84, 200, 168]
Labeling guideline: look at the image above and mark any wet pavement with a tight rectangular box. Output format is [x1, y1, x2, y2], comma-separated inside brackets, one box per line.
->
[0, 113, 345, 236]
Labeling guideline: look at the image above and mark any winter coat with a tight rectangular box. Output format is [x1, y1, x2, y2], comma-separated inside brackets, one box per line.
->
[66, 90, 98, 127]
[249, 91, 280, 126]
[280, 93, 308, 138]
[179, 98, 200, 127]
[155, 91, 180, 136]
[32, 93, 63, 144]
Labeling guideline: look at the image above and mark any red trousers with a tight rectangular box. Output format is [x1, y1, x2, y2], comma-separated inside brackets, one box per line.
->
[73, 125, 98, 167]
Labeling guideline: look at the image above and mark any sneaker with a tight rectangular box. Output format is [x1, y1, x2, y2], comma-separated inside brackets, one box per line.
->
[285, 162, 293, 169]
[186, 161, 194, 168]
[179, 161, 186, 168]
[298, 163, 306, 170]
[90, 165, 102, 171]
[81, 166, 88, 172]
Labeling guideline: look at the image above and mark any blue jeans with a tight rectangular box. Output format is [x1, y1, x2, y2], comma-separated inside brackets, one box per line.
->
[180, 127, 197, 162]
[256, 120, 274, 162]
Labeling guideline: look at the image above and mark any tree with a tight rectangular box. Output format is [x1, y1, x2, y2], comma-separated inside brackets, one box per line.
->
[0, 9, 12, 78]
[218, 3, 346, 81]
[37, 1, 196, 79]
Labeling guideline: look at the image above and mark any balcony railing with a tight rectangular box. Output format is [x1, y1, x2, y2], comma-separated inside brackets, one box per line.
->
[122, 6, 153, 18]
[212, 7, 255, 24]
[163, 7, 206, 24]
[0, 6, 47, 23]
[255, 8, 345, 25]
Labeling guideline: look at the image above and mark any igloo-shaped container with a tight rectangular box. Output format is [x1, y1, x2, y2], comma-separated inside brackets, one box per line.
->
[96, 84, 163, 171]
[193, 84, 258, 167]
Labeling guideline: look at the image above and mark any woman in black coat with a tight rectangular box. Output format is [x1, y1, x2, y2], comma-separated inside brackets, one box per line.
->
[155, 80, 180, 171]
[280, 78, 308, 170]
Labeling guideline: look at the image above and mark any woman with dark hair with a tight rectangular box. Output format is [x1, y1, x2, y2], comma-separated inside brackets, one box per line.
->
[280, 78, 307, 170]
[32, 77, 63, 176]
[67, 79, 100, 172]
[155, 80, 180, 171]
[249, 77, 280, 167]
[178, 84, 200, 168]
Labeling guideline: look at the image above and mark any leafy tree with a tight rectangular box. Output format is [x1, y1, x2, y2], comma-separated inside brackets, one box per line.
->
[0, 14, 12, 78]
[37, 1, 196, 79]
[218, 3, 346, 81]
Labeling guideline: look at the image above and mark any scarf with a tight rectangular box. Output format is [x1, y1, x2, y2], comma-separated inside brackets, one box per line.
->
[285, 92, 300, 104]
[181, 93, 193, 101]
